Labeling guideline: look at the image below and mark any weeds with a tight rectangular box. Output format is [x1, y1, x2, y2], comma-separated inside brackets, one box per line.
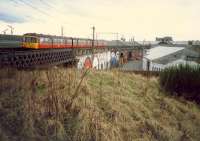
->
[159, 64, 200, 103]
[0, 68, 200, 141]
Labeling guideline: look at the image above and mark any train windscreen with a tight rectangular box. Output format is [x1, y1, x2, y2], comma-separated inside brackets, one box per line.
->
[24, 36, 38, 43]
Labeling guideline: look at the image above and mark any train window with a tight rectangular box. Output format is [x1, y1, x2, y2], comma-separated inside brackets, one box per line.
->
[24, 37, 37, 43]
[61, 39, 65, 44]
[78, 39, 86, 45]
[94, 40, 98, 46]
[87, 40, 91, 45]
[54, 38, 63, 44]
[64, 39, 68, 44]
[78, 40, 80, 44]
[41, 37, 51, 43]
[49, 38, 52, 43]
[45, 38, 49, 43]
[58, 39, 62, 44]
[40, 37, 46, 43]
[57, 39, 61, 44]
[53, 38, 58, 43]
[89, 40, 92, 46]
[54, 39, 57, 43]
[40, 38, 44, 43]
[82, 40, 85, 44]
[67, 39, 72, 45]
[73, 39, 78, 46]
[85, 40, 88, 45]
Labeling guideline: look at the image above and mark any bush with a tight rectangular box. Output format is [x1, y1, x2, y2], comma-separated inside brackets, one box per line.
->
[159, 64, 200, 103]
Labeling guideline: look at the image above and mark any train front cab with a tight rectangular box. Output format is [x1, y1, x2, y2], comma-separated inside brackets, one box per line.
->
[23, 35, 39, 49]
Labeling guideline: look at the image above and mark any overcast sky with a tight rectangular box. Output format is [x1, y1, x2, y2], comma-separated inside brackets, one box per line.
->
[0, 0, 199, 40]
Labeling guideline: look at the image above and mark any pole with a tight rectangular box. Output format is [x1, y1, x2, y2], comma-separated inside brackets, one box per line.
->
[116, 32, 119, 47]
[92, 26, 95, 48]
[92, 26, 95, 55]
[7, 25, 14, 35]
[61, 26, 64, 36]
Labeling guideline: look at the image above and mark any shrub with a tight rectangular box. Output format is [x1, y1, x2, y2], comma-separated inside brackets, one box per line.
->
[159, 64, 200, 103]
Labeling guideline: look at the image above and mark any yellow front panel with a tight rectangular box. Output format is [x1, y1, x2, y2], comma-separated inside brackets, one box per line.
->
[23, 42, 39, 49]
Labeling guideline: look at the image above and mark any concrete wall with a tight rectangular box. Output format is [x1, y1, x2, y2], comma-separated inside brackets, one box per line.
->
[77, 55, 92, 69]
[77, 49, 144, 70]
[143, 58, 165, 71]
[76, 51, 112, 70]
[143, 58, 198, 72]
[93, 51, 111, 70]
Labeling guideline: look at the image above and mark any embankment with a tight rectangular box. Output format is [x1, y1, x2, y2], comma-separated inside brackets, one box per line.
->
[0, 68, 200, 141]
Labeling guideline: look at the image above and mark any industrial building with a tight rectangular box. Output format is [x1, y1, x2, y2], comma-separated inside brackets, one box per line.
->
[142, 46, 197, 71]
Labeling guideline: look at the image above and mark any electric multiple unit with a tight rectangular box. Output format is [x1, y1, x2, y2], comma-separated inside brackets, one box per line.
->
[22, 33, 107, 49]
[0, 33, 108, 68]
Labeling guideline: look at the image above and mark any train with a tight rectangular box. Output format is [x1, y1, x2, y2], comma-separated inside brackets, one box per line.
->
[0, 33, 143, 69]
[23, 33, 108, 49]
[0, 33, 109, 68]
[0, 33, 140, 50]
[0, 33, 107, 49]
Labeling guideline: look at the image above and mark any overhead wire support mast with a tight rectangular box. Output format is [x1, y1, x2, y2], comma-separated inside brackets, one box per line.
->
[61, 26, 64, 36]
[92, 26, 95, 54]
[7, 25, 14, 35]
[92, 26, 95, 48]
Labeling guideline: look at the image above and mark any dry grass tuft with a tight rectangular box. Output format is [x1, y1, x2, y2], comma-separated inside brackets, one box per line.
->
[0, 67, 200, 141]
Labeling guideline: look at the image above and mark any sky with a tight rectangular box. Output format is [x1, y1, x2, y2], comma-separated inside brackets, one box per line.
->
[0, 0, 199, 41]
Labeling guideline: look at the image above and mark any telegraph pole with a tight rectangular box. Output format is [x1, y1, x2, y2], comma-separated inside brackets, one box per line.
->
[92, 26, 95, 56]
[61, 26, 64, 36]
[7, 25, 14, 35]
[90, 26, 95, 64]
[116, 32, 119, 47]
[92, 26, 95, 48]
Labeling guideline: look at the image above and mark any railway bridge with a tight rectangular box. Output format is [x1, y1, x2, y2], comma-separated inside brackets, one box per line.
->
[0, 34, 151, 69]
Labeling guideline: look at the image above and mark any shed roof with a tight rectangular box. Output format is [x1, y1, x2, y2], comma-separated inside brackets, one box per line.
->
[145, 46, 184, 60]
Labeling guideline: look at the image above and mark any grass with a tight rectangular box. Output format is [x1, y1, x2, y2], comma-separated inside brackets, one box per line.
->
[159, 64, 200, 103]
[0, 67, 200, 141]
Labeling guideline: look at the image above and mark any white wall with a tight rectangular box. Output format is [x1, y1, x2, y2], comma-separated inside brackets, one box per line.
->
[143, 58, 198, 72]
[143, 58, 164, 71]
[77, 55, 92, 69]
[77, 51, 112, 70]
[151, 62, 165, 71]
[142, 58, 148, 71]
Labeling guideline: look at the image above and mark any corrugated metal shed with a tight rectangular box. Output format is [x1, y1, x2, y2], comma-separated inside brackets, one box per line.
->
[145, 46, 184, 60]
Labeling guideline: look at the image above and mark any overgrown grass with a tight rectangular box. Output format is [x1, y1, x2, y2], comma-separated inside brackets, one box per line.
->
[159, 64, 200, 103]
[0, 68, 200, 141]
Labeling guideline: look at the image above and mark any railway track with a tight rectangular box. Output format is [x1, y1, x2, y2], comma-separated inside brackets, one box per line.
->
[0, 48, 77, 69]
